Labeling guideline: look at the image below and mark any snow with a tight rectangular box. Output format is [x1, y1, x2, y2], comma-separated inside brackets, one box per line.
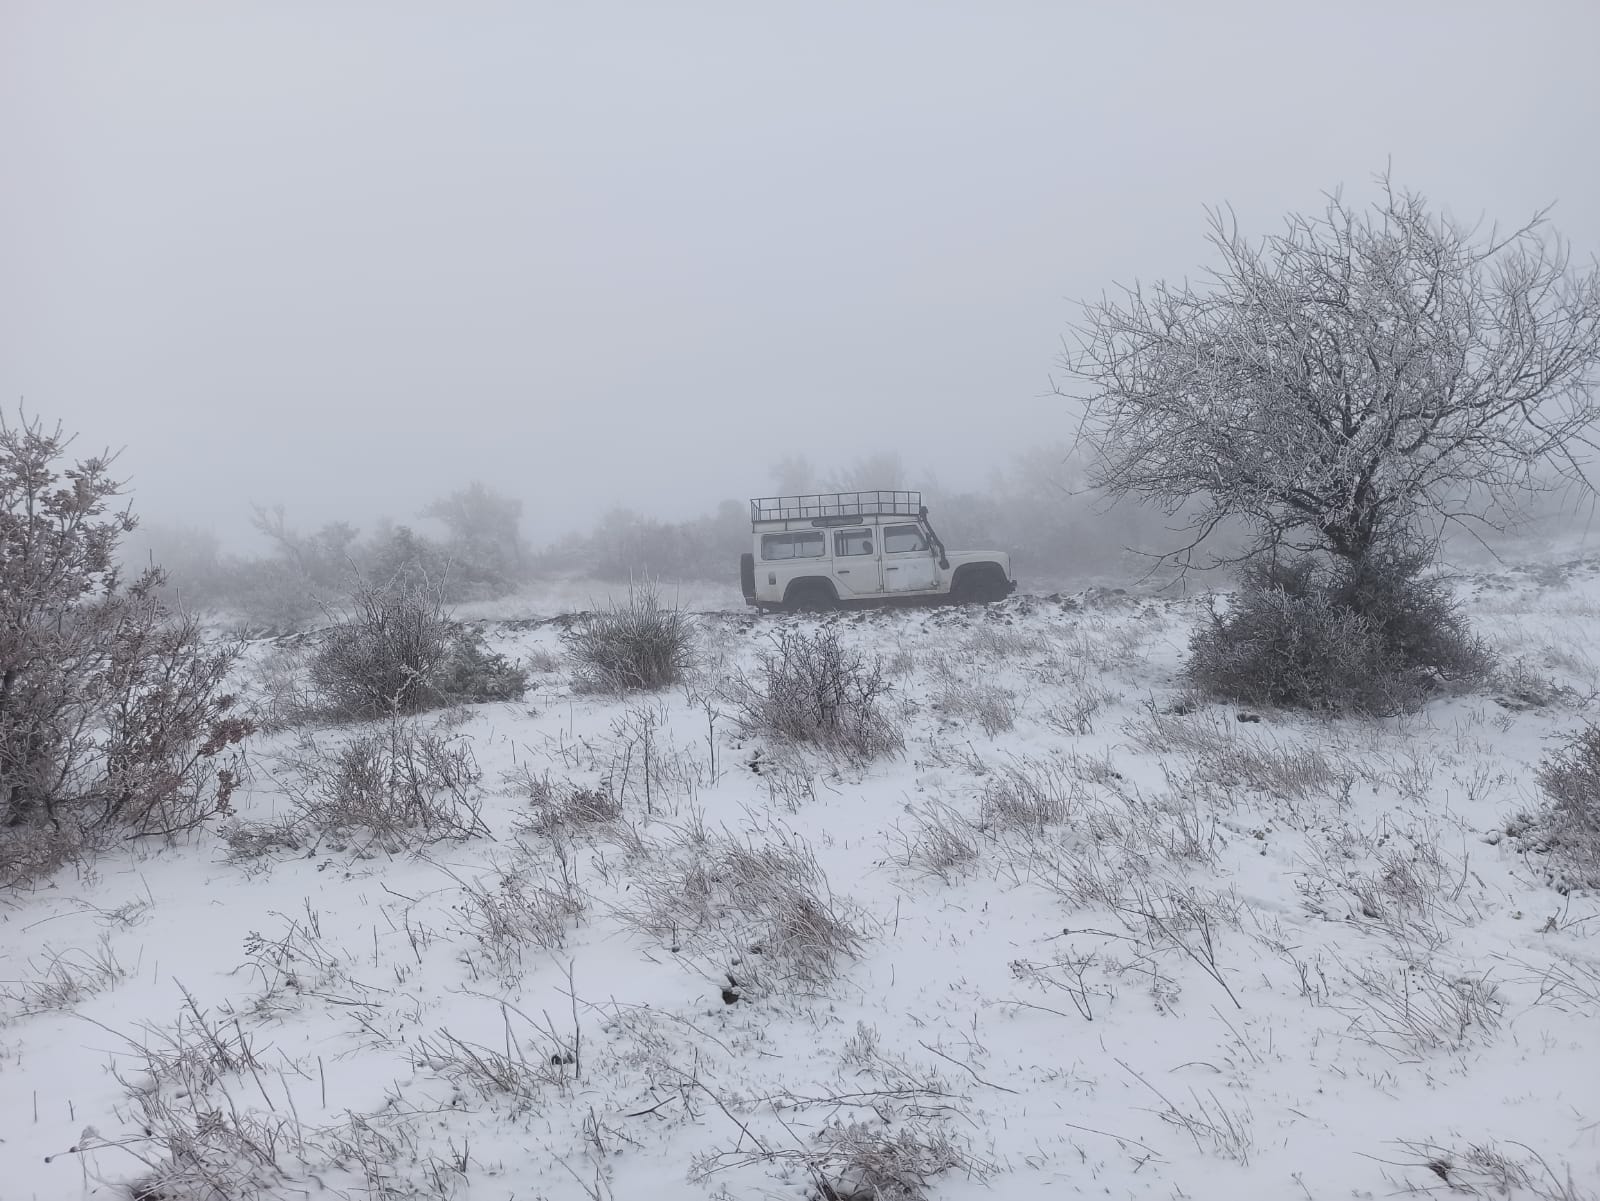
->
[4, 563, 1599, 1200]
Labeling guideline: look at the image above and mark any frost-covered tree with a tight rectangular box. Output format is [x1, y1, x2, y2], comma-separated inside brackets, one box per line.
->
[1, 414, 250, 874]
[420, 481, 528, 591]
[770, 454, 817, 497]
[1061, 177, 1600, 570]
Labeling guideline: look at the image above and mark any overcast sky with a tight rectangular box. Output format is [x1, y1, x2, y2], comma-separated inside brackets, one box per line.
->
[3, 2, 1597, 547]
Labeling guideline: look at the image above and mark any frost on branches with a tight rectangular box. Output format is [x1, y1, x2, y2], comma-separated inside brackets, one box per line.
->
[1062, 176, 1600, 569]
[0, 414, 251, 881]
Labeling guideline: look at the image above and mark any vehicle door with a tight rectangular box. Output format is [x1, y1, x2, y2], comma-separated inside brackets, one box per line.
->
[759, 529, 828, 600]
[831, 527, 882, 596]
[881, 522, 938, 592]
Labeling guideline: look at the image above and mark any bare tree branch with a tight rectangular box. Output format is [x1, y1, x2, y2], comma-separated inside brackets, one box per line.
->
[1057, 172, 1600, 568]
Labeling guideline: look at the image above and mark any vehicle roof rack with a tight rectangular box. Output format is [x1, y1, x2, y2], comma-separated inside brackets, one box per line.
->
[750, 491, 922, 523]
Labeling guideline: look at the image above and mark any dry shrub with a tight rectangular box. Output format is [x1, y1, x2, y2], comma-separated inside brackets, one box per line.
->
[563, 578, 696, 693]
[891, 800, 981, 883]
[977, 758, 1075, 834]
[807, 1119, 978, 1201]
[981, 760, 1236, 1005]
[1188, 553, 1492, 715]
[1128, 706, 1347, 814]
[110, 984, 303, 1201]
[310, 568, 527, 720]
[219, 813, 305, 864]
[1509, 724, 1600, 892]
[410, 1026, 565, 1112]
[524, 645, 563, 674]
[450, 854, 587, 975]
[1380, 1138, 1596, 1201]
[1332, 955, 1503, 1057]
[248, 641, 320, 731]
[1, 415, 256, 887]
[693, 1115, 993, 1201]
[620, 819, 865, 989]
[758, 742, 824, 812]
[1, 934, 126, 1017]
[964, 623, 1054, 659]
[277, 718, 487, 849]
[1041, 680, 1120, 736]
[932, 667, 1017, 736]
[1492, 656, 1577, 711]
[125, 1089, 300, 1201]
[1052, 620, 1147, 678]
[1, 598, 252, 885]
[1290, 815, 1476, 958]
[504, 764, 622, 839]
[732, 627, 902, 763]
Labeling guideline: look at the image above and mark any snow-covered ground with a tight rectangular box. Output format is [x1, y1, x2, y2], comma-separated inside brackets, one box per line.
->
[4, 561, 1600, 1201]
[452, 577, 745, 623]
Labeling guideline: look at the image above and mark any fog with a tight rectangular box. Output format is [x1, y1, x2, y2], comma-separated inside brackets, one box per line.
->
[4, 2, 1598, 554]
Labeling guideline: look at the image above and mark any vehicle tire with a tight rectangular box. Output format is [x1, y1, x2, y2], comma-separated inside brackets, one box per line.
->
[784, 581, 836, 613]
[981, 571, 1014, 603]
[950, 566, 1008, 605]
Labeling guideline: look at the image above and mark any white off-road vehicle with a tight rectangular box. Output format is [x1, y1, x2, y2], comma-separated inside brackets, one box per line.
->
[740, 491, 1016, 610]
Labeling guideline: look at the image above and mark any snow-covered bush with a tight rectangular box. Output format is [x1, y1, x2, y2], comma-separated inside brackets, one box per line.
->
[732, 627, 902, 762]
[0, 415, 252, 884]
[309, 568, 527, 719]
[563, 578, 696, 693]
[1188, 553, 1491, 715]
[277, 718, 488, 848]
[1510, 724, 1600, 892]
[504, 764, 622, 840]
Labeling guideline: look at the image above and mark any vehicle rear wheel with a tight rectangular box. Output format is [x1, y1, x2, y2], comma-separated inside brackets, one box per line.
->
[785, 582, 836, 613]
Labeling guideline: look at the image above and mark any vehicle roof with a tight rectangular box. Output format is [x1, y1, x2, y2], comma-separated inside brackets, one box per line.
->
[750, 490, 921, 524]
[754, 512, 921, 532]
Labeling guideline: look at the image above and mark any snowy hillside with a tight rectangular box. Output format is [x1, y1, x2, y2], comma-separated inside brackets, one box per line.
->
[4, 566, 1599, 1201]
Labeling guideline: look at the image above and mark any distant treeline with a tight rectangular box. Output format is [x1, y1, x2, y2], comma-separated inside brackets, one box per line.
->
[126, 444, 1583, 631]
[122, 482, 534, 632]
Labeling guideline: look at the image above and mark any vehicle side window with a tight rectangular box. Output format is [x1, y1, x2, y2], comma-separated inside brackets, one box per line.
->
[761, 531, 825, 561]
[883, 523, 927, 553]
[835, 528, 875, 557]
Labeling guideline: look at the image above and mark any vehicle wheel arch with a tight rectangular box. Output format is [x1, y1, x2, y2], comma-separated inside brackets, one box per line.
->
[949, 561, 1010, 603]
[782, 577, 841, 610]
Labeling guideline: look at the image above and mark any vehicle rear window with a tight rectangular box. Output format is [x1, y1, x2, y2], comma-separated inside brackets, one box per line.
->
[761, 531, 826, 561]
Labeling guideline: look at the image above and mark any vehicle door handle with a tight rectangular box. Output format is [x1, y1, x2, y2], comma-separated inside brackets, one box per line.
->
[838, 568, 850, 573]
[885, 566, 899, 571]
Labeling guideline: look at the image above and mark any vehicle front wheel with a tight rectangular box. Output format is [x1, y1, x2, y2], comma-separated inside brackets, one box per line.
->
[949, 568, 1010, 605]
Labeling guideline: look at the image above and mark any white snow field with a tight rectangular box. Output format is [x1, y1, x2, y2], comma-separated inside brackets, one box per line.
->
[4, 563, 1599, 1201]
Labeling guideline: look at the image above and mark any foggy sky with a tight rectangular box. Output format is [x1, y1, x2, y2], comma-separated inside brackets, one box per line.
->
[4, 2, 1598, 547]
